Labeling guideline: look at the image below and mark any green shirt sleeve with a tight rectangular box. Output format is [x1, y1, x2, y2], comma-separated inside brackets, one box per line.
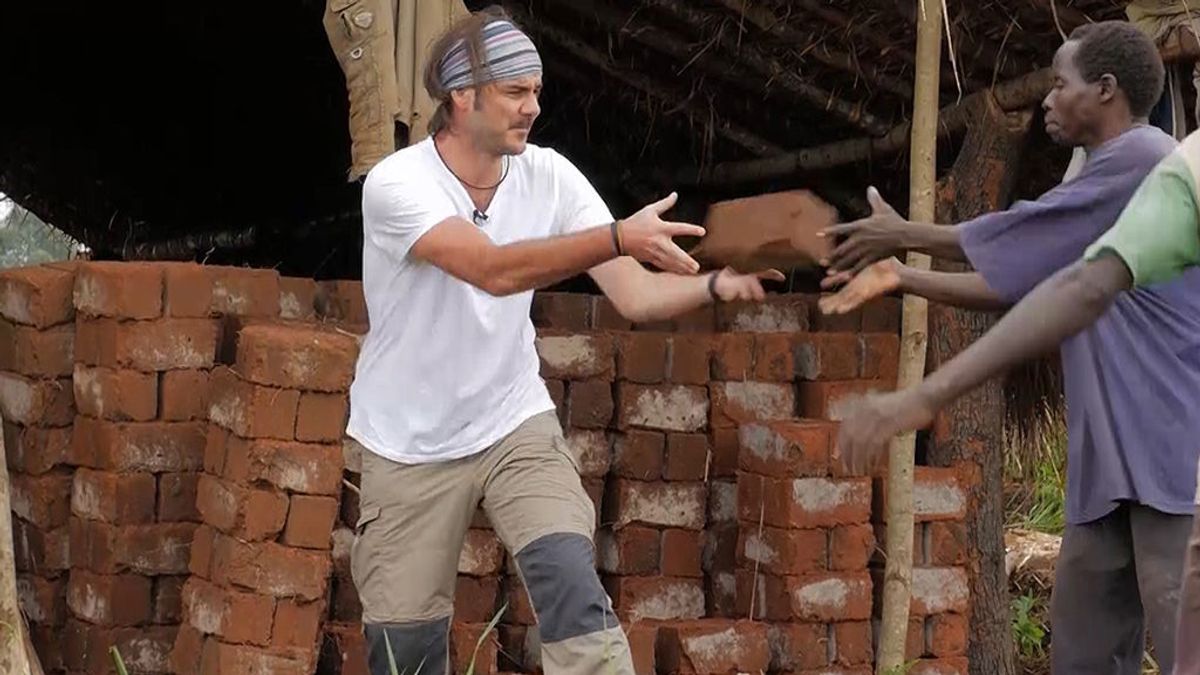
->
[1084, 153, 1200, 287]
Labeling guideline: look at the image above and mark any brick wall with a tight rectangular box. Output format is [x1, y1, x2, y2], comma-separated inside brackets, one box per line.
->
[0, 263, 972, 675]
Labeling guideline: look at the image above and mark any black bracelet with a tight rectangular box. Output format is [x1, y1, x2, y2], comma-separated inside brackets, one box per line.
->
[707, 270, 721, 301]
[609, 220, 623, 256]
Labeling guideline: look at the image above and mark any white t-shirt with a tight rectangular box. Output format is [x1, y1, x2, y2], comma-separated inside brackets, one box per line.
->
[346, 138, 614, 464]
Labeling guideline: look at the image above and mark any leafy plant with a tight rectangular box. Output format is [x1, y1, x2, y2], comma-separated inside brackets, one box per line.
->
[1011, 593, 1047, 659]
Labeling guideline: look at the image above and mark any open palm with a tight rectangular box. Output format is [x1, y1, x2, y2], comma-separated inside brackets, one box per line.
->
[819, 257, 902, 315]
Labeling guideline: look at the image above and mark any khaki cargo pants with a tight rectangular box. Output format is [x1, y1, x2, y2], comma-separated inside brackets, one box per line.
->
[351, 410, 634, 675]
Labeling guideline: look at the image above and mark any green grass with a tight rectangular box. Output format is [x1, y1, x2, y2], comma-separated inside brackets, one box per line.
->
[1003, 402, 1067, 535]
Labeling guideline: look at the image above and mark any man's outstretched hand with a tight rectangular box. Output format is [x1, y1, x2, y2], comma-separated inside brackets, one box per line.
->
[711, 266, 787, 302]
[620, 192, 707, 275]
[835, 388, 936, 474]
[819, 187, 909, 278]
[819, 257, 902, 314]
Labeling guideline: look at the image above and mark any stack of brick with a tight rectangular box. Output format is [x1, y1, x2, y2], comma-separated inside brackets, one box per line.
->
[870, 467, 972, 675]
[62, 261, 239, 673]
[171, 319, 357, 673]
[0, 263, 77, 673]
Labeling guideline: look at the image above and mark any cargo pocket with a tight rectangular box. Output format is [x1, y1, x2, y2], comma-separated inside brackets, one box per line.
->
[349, 504, 382, 589]
[322, 0, 393, 178]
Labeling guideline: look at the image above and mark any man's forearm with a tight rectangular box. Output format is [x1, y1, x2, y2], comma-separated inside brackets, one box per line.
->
[485, 225, 617, 295]
[897, 268, 1008, 311]
[625, 271, 712, 322]
[901, 222, 968, 261]
[917, 256, 1131, 409]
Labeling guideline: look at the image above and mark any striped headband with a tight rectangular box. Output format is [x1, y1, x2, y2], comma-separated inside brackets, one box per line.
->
[438, 20, 543, 91]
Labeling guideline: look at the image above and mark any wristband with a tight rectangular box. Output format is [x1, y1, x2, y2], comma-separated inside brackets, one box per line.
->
[610, 220, 624, 256]
[707, 270, 721, 301]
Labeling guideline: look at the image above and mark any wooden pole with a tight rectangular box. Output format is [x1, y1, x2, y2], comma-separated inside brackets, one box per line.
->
[0, 414, 37, 675]
[877, 0, 940, 671]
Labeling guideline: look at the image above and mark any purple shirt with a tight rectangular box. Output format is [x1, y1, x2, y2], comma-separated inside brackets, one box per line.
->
[961, 125, 1200, 525]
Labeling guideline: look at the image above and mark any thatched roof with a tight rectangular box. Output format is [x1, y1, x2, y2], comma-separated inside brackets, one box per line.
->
[0, 1, 1136, 276]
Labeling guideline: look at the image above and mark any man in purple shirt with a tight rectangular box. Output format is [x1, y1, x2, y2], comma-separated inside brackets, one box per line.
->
[819, 21, 1199, 674]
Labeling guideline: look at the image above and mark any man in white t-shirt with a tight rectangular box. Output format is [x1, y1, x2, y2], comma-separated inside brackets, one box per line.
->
[346, 7, 782, 675]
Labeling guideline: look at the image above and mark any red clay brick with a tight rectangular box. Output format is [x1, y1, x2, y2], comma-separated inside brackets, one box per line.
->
[545, 378, 565, 414]
[67, 569, 153, 626]
[927, 521, 968, 566]
[320, 622, 370, 675]
[861, 296, 902, 333]
[16, 574, 66, 626]
[189, 524, 217, 579]
[201, 638, 311, 675]
[0, 320, 73, 377]
[530, 292, 590, 330]
[798, 380, 891, 420]
[753, 334, 796, 381]
[616, 383, 708, 432]
[504, 576, 536, 625]
[673, 305, 717, 332]
[450, 622, 499, 675]
[314, 280, 368, 325]
[282, 494, 339, 549]
[737, 474, 870, 529]
[74, 317, 221, 371]
[706, 482, 739, 527]
[154, 575, 186, 624]
[207, 366, 300, 439]
[70, 417, 207, 472]
[63, 619, 176, 673]
[605, 479, 707, 530]
[737, 420, 830, 478]
[162, 262, 214, 318]
[564, 429, 611, 478]
[664, 433, 708, 481]
[615, 332, 668, 383]
[626, 622, 658, 673]
[717, 296, 810, 332]
[833, 621, 873, 666]
[222, 436, 344, 495]
[211, 533, 332, 601]
[458, 529, 504, 576]
[294, 391, 348, 443]
[612, 430, 664, 479]
[329, 575, 363, 623]
[795, 333, 862, 380]
[911, 568, 969, 615]
[279, 277, 318, 320]
[160, 368, 211, 421]
[70, 518, 196, 575]
[709, 381, 794, 429]
[196, 473, 287, 541]
[536, 332, 615, 381]
[657, 619, 770, 674]
[204, 425, 230, 475]
[667, 334, 713, 385]
[208, 266, 281, 317]
[766, 622, 829, 671]
[159, 472, 201, 522]
[737, 526, 826, 576]
[271, 598, 325, 652]
[605, 576, 705, 621]
[830, 524, 876, 571]
[928, 613, 968, 657]
[737, 571, 872, 622]
[0, 264, 75, 328]
[74, 261, 163, 319]
[597, 526, 660, 575]
[3, 422, 70, 475]
[73, 365, 157, 421]
[584, 477, 604, 528]
[235, 324, 358, 392]
[30, 623, 66, 671]
[859, 333, 900, 382]
[568, 379, 614, 429]
[709, 428, 739, 479]
[70, 468, 156, 525]
[12, 519, 69, 573]
[661, 528, 703, 578]
[874, 467, 967, 523]
[0, 372, 74, 426]
[711, 334, 754, 380]
[590, 295, 631, 330]
[11, 471, 73, 528]
[455, 575, 501, 624]
[810, 303, 863, 333]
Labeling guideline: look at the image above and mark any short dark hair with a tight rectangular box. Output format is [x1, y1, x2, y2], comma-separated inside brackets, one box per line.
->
[1068, 21, 1164, 118]
[422, 5, 517, 135]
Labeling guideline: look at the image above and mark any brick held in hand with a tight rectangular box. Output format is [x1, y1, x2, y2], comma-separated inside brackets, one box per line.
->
[691, 189, 836, 273]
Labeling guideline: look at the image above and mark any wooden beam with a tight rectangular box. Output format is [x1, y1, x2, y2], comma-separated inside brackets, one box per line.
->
[708, 0, 913, 100]
[637, 0, 892, 136]
[513, 7, 785, 157]
[663, 67, 1053, 185]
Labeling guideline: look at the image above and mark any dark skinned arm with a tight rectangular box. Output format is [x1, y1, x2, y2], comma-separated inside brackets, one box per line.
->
[835, 255, 1132, 473]
[818, 258, 1007, 315]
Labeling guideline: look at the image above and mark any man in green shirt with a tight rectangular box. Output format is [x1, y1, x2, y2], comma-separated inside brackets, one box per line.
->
[832, 130, 1200, 675]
